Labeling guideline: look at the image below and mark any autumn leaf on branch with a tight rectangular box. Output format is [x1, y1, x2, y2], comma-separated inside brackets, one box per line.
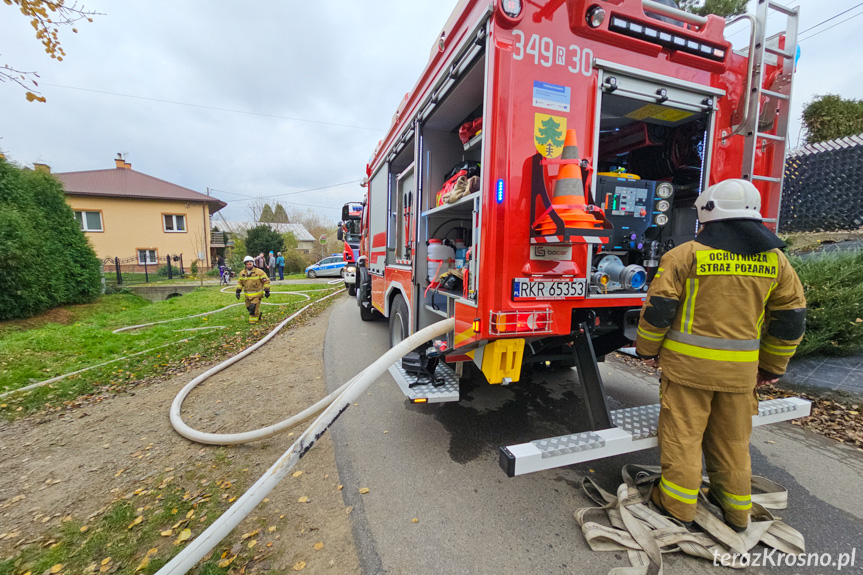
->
[1, 0, 102, 102]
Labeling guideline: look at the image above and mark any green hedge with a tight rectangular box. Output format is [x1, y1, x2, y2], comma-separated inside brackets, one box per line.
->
[789, 250, 863, 357]
[0, 159, 102, 320]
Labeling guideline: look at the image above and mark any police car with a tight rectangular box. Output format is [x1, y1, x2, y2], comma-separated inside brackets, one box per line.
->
[305, 254, 347, 278]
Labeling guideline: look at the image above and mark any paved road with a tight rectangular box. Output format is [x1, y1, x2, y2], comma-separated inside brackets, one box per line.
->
[324, 297, 863, 574]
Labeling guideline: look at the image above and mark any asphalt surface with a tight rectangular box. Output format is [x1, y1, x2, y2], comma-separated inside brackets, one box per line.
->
[324, 296, 863, 574]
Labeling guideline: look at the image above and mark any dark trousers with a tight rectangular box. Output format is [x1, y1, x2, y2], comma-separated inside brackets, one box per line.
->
[278, 265, 284, 280]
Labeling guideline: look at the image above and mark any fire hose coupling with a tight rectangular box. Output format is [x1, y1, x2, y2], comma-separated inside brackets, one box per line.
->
[596, 255, 647, 291]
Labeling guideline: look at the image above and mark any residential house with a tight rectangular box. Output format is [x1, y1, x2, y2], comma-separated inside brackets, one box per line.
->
[52, 159, 226, 269]
[218, 221, 316, 253]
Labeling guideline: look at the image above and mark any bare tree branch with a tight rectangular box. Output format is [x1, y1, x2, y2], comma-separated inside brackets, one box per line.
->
[2, 0, 102, 101]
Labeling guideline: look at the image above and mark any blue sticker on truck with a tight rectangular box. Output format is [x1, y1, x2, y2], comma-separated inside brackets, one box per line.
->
[533, 81, 571, 113]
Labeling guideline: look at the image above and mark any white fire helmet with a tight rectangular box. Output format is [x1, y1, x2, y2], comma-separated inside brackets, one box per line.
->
[243, 256, 255, 263]
[695, 179, 762, 223]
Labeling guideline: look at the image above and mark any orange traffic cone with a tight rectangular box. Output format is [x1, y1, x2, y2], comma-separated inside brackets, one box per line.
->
[533, 129, 602, 235]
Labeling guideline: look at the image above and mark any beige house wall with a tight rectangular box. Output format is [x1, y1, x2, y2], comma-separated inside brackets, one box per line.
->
[65, 195, 212, 266]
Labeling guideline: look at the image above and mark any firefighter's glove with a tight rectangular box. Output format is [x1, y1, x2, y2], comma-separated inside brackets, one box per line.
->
[235, 289, 242, 300]
[265, 288, 270, 298]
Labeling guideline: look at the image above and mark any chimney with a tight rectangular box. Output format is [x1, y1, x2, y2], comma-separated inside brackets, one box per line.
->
[33, 163, 51, 173]
[124, 162, 132, 170]
[115, 158, 125, 169]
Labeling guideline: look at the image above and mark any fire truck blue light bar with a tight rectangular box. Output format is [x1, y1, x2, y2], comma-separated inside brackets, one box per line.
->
[497, 179, 505, 203]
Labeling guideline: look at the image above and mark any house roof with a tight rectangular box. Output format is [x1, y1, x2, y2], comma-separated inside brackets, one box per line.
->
[219, 221, 316, 242]
[54, 167, 227, 213]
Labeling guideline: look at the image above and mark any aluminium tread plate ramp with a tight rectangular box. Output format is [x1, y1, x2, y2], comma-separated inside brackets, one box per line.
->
[388, 361, 460, 403]
[499, 398, 811, 477]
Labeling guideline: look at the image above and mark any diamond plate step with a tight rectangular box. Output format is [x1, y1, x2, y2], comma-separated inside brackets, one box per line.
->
[500, 398, 811, 477]
[388, 360, 460, 404]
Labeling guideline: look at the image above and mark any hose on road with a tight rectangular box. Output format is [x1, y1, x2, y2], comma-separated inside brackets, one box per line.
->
[157, 317, 454, 575]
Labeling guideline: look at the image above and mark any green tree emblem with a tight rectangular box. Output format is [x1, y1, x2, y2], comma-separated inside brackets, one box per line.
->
[536, 116, 564, 156]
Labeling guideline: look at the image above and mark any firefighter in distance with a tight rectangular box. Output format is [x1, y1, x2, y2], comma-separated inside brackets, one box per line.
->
[636, 179, 806, 532]
[236, 255, 270, 324]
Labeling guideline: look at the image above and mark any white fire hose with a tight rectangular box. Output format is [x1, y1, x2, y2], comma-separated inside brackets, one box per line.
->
[158, 317, 454, 575]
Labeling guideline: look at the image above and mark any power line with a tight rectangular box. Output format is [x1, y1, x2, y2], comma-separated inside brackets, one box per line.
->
[799, 9, 863, 42]
[42, 83, 385, 132]
[210, 180, 361, 202]
[799, 1, 863, 35]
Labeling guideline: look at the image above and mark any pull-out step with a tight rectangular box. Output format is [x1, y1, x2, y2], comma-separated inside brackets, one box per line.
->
[388, 361, 460, 404]
[499, 398, 811, 477]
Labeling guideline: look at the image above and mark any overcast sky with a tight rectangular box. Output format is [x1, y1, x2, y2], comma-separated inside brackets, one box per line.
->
[1, 0, 861, 223]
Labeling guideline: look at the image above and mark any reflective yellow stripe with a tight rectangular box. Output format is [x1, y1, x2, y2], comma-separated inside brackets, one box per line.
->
[637, 326, 664, 341]
[655, 267, 664, 279]
[660, 477, 698, 504]
[680, 279, 699, 335]
[760, 342, 797, 356]
[719, 490, 752, 510]
[756, 283, 778, 333]
[662, 339, 759, 362]
[245, 291, 265, 297]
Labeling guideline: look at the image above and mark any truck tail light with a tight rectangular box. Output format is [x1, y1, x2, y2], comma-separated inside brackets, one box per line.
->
[490, 310, 553, 335]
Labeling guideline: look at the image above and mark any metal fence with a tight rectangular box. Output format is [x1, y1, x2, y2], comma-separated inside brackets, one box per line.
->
[102, 254, 190, 286]
[780, 134, 863, 233]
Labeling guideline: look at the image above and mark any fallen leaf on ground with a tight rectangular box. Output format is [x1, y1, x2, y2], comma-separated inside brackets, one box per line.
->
[248, 539, 257, 549]
[160, 529, 173, 537]
[314, 542, 324, 550]
[298, 496, 310, 503]
[241, 529, 259, 540]
[128, 515, 143, 529]
[80, 526, 89, 533]
[293, 471, 303, 478]
[268, 526, 276, 532]
[293, 561, 306, 571]
[218, 555, 236, 568]
[359, 487, 370, 494]
[174, 528, 191, 545]
[412, 518, 419, 523]
[135, 549, 158, 572]
[49, 565, 63, 574]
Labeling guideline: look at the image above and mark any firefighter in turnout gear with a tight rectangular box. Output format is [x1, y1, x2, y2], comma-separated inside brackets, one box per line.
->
[636, 179, 806, 532]
[236, 255, 270, 323]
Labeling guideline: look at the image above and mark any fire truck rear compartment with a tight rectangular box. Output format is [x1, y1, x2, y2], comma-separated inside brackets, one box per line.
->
[594, 92, 710, 260]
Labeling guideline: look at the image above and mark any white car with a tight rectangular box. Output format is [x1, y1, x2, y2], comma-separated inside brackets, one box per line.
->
[343, 263, 357, 295]
[305, 255, 347, 278]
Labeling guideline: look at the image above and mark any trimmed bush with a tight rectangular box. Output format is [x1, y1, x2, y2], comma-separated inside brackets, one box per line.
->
[0, 159, 102, 320]
[789, 250, 863, 357]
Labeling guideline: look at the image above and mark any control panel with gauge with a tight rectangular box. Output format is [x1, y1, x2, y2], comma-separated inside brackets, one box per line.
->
[595, 175, 674, 251]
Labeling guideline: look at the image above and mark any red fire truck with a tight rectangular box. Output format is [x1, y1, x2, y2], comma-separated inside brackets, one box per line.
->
[355, 0, 808, 474]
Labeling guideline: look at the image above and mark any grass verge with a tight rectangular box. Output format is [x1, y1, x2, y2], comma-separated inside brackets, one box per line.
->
[0, 285, 341, 417]
[0, 449, 291, 575]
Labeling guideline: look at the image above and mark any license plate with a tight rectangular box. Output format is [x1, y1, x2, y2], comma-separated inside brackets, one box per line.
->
[512, 278, 586, 300]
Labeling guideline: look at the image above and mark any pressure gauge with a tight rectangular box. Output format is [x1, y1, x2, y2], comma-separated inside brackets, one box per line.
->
[656, 200, 671, 212]
[656, 182, 674, 199]
[655, 214, 669, 226]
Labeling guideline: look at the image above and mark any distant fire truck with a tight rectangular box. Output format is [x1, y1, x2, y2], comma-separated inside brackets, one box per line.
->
[354, 0, 805, 472]
[338, 202, 363, 295]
